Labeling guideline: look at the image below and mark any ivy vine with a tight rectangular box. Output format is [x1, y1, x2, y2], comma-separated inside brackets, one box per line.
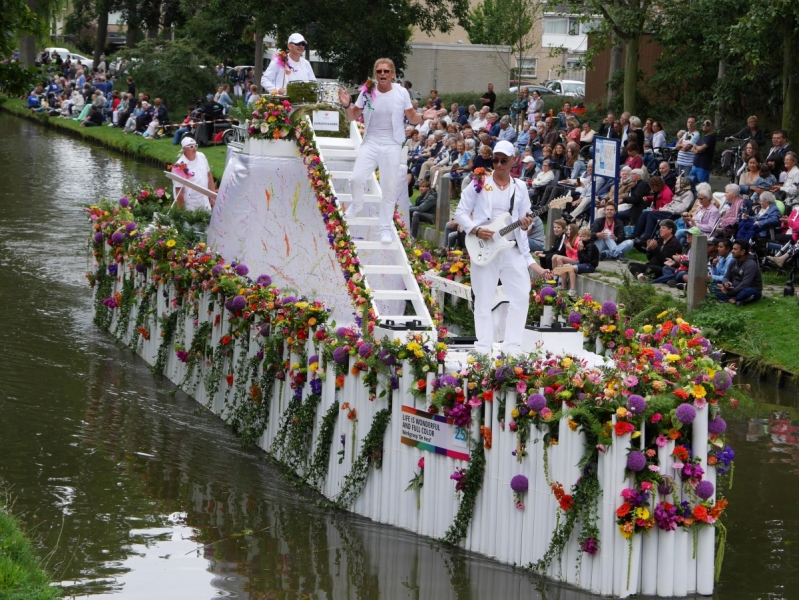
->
[178, 321, 212, 393]
[280, 392, 323, 472]
[132, 283, 156, 350]
[331, 408, 392, 509]
[203, 334, 233, 402]
[304, 400, 339, 489]
[440, 441, 486, 546]
[112, 272, 137, 340]
[151, 311, 179, 375]
[93, 268, 114, 331]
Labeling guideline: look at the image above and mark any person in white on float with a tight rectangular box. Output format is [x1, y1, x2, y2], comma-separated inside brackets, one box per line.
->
[173, 137, 216, 211]
[260, 33, 316, 94]
[455, 140, 553, 355]
[338, 58, 439, 243]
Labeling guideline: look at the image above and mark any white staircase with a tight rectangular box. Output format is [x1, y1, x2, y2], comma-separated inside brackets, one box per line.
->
[308, 119, 436, 340]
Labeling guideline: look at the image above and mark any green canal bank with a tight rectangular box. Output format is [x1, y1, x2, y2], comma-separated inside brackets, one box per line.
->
[3, 96, 799, 378]
[0, 503, 60, 600]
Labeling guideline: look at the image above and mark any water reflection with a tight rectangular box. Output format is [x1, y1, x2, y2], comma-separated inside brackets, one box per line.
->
[0, 113, 798, 599]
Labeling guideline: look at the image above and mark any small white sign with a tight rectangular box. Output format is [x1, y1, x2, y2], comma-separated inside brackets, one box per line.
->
[594, 137, 620, 179]
[400, 405, 470, 461]
[313, 110, 340, 132]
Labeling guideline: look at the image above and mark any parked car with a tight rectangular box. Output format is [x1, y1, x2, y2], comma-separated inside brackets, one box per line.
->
[544, 80, 584, 98]
[44, 47, 70, 61]
[69, 53, 94, 70]
[508, 84, 556, 95]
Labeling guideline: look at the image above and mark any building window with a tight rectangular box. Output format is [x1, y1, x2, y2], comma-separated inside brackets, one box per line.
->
[581, 19, 601, 33]
[543, 17, 568, 35]
[565, 58, 582, 70]
[568, 17, 580, 35]
[519, 57, 537, 79]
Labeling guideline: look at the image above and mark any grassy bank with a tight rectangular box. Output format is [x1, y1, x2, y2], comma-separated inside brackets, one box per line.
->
[0, 97, 228, 179]
[0, 504, 61, 599]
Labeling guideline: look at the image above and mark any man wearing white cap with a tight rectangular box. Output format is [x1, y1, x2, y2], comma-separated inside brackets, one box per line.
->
[173, 137, 216, 211]
[261, 33, 317, 95]
[455, 140, 551, 354]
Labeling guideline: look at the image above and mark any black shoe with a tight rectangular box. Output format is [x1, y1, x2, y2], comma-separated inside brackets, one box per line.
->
[667, 279, 677, 287]
[676, 283, 686, 290]
[735, 301, 744, 307]
[617, 257, 628, 264]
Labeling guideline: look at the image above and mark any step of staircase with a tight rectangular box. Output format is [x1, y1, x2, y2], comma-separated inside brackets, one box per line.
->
[354, 240, 401, 251]
[318, 149, 357, 160]
[370, 290, 420, 300]
[336, 194, 382, 204]
[361, 265, 412, 275]
[328, 170, 354, 179]
[344, 217, 381, 226]
[315, 138, 356, 149]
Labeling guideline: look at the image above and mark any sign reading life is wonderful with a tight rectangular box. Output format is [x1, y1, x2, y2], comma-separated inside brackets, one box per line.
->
[400, 405, 470, 461]
[313, 110, 340, 132]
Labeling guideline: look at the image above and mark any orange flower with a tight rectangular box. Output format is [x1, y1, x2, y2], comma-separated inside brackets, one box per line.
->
[674, 389, 689, 400]
[673, 445, 690, 461]
[707, 455, 719, 466]
[417, 379, 427, 391]
[693, 505, 709, 522]
[480, 425, 492, 449]
[335, 375, 345, 388]
[668, 429, 683, 440]
[137, 326, 150, 340]
[708, 499, 728, 519]
[616, 502, 631, 518]
[250, 386, 261, 403]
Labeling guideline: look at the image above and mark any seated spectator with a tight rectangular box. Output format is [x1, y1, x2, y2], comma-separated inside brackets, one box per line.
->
[595, 166, 633, 214]
[739, 156, 760, 189]
[624, 142, 643, 170]
[172, 106, 198, 145]
[535, 144, 553, 169]
[535, 218, 567, 270]
[591, 203, 626, 260]
[648, 175, 674, 210]
[653, 227, 701, 287]
[555, 226, 598, 297]
[709, 238, 735, 284]
[628, 220, 683, 281]
[520, 155, 536, 180]
[154, 97, 169, 126]
[472, 144, 493, 171]
[409, 179, 438, 238]
[563, 161, 603, 221]
[617, 168, 651, 224]
[642, 140, 658, 175]
[529, 159, 555, 204]
[777, 151, 799, 206]
[550, 142, 567, 171]
[135, 101, 154, 133]
[446, 139, 474, 196]
[526, 215, 546, 252]
[651, 121, 667, 149]
[565, 116, 581, 144]
[550, 223, 581, 271]
[471, 106, 489, 131]
[26, 90, 40, 110]
[557, 101, 578, 131]
[202, 93, 225, 120]
[497, 116, 516, 143]
[580, 121, 595, 146]
[80, 104, 103, 127]
[515, 120, 531, 154]
[748, 191, 781, 238]
[629, 176, 694, 242]
[750, 163, 777, 202]
[444, 218, 466, 250]
[246, 85, 259, 105]
[714, 240, 762, 305]
[718, 183, 747, 237]
[676, 183, 720, 244]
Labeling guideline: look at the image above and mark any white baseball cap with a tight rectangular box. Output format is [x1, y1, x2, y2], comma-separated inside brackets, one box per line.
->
[287, 33, 306, 45]
[493, 140, 516, 157]
[181, 137, 198, 148]
[522, 156, 535, 164]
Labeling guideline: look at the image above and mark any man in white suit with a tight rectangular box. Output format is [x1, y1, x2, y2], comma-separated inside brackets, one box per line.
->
[260, 33, 317, 94]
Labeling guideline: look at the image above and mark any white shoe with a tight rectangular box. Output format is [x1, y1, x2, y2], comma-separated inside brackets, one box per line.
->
[344, 204, 362, 219]
[380, 231, 393, 244]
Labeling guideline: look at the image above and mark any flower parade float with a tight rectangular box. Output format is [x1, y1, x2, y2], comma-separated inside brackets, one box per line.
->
[86, 109, 740, 598]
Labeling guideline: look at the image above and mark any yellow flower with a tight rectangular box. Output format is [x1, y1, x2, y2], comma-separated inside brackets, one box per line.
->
[437, 342, 447, 351]
[495, 359, 503, 368]
[643, 325, 653, 333]
[693, 384, 706, 398]
[511, 408, 519, 419]
[567, 419, 578, 431]
[166, 239, 176, 248]
[619, 525, 633, 539]
[414, 249, 422, 256]
[414, 350, 424, 358]
[452, 250, 463, 256]
[309, 362, 319, 371]
[657, 310, 668, 319]
[295, 301, 309, 310]
[449, 265, 459, 273]
[467, 356, 475, 365]
[616, 407, 628, 418]
[636, 507, 650, 520]
[632, 431, 641, 439]
[292, 362, 300, 370]
[406, 342, 421, 352]
[666, 353, 681, 363]
[562, 357, 573, 368]
[707, 367, 716, 379]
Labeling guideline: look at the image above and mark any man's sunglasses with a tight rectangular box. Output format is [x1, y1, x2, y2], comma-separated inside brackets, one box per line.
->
[492, 156, 512, 165]
[291, 41, 307, 47]
[375, 69, 392, 74]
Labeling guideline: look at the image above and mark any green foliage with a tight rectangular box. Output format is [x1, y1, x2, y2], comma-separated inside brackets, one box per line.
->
[92, 267, 114, 330]
[178, 2, 254, 66]
[151, 311, 179, 375]
[617, 271, 685, 325]
[0, 0, 40, 58]
[0, 64, 39, 97]
[112, 272, 136, 340]
[464, 0, 536, 52]
[119, 38, 219, 111]
[305, 400, 340, 489]
[440, 441, 486, 546]
[277, 392, 324, 472]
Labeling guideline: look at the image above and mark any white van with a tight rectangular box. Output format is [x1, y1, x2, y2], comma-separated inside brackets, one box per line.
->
[43, 48, 94, 70]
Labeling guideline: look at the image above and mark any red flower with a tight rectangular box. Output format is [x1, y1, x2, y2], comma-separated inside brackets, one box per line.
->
[672, 445, 690, 461]
[225, 374, 234, 386]
[674, 389, 689, 400]
[417, 379, 427, 391]
[693, 506, 708, 522]
[616, 502, 631, 518]
[614, 421, 635, 436]
[482, 390, 494, 402]
[220, 334, 232, 345]
[559, 495, 574, 511]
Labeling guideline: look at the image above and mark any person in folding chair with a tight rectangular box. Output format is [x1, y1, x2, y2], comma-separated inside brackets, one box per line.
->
[455, 140, 552, 355]
[339, 58, 438, 243]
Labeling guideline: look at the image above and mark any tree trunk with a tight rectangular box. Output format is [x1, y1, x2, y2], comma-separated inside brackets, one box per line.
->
[126, 23, 140, 47]
[94, 4, 109, 64]
[622, 34, 640, 115]
[19, 0, 37, 68]
[714, 50, 726, 130]
[254, 20, 264, 90]
[783, 13, 799, 140]
[607, 35, 623, 105]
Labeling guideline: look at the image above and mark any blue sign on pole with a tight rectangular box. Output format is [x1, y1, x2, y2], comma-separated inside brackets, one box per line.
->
[589, 136, 621, 224]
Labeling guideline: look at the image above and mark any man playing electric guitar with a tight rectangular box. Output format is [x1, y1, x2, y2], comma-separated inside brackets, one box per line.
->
[455, 140, 553, 355]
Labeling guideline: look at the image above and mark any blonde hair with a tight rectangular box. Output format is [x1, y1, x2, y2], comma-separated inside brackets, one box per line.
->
[579, 226, 591, 237]
[373, 58, 396, 73]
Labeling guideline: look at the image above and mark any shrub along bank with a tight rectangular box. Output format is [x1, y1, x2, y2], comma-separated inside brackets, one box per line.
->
[0, 504, 61, 600]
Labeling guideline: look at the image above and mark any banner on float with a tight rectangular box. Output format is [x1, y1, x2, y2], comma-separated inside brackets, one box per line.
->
[313, 110, 340, 131]
[400, 405, 470, 461]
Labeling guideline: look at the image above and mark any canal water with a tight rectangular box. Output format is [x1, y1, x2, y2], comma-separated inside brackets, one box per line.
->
[0, 113, 797, 599]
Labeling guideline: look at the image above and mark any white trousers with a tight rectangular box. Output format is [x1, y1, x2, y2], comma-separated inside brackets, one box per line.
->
[470, 249, 531, 355]
[350, 140, 401, 233]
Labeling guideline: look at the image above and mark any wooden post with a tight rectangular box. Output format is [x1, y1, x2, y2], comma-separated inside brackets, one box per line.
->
[546, 206, 563, 249]
[435, 176, 450, 245]
[687, 234, 708, 311]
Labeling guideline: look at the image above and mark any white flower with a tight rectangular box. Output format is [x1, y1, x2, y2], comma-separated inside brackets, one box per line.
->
[260, 122, 268, 134]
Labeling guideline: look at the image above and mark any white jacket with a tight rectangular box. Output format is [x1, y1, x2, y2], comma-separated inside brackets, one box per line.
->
[260, 52, 316, 93]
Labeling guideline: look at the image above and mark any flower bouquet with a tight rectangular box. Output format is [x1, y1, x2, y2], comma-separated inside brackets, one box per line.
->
[246, 97, 293, 140]
[438, 250, 470, 283]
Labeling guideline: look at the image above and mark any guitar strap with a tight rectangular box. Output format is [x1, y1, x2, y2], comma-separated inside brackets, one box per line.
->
[507, 179, 517, 247]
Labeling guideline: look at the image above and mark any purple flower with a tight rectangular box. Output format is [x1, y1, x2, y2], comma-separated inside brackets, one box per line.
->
[259, 324, 270, 337]
[390, 375, 399, 390]
[283, 295, 297, 304]
[211, 264, 225, 277]
[107, 264, 118, 275]
[675, 403, 696, 425]
[119, 197, 130, 208]
[310, 378, 323, 395]
[231, 295, 246, 311]
[601, 301, 617, 316]
[111, 231, 125, 244]
[661, 343, 677, 355]
[653, 350, 664, 363]
[510, 474, 529, 494]
[442, 262, 452, 271]
[568, 311, 582, 325]
[658, 476, 675, 496]
[93, 231, 104, 243]
[540, 286, 557, 299]
[440, 375, 459, 387]
[494, 366, 508, 382]
[358, 343, 374, 358]
[627, 395, 646, 414]
[714, 371, 732, 391]
[309, 354, 319, 365]
[175, 350, 189, 363]
[135, 263, 147, 273]
[234, 263, 249, 276]
[451, 468, 467, 492]
[332, 346, 349, 365]
[655, 502, 678, 531]
[449, 403, 471, 428]
[257, 274, 272, 286]
[581, 538, 598, 554]
[420, 252, 432, 261]
[378, 348, 396, 366]
[336, 327, 350, 338]
[125, 222, 137, 233]
[527, 393, 546, 412]
[627, 451, 647, 472]
[101, 296, 118, 308]
[696, 480, 714, 500]
[708, 416, 727, 435]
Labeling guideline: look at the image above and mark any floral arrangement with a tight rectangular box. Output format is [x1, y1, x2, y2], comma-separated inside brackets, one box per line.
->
[472, 167, 488, 193]
[527, 280, 570, 325]
[246, 96, 293, 140]
[438, 249, 470, 283]
[167, 162, 193, 179]
[510, 474, 529, 510]
[274, 50, 292, 75]
[359, 78, 376, 111]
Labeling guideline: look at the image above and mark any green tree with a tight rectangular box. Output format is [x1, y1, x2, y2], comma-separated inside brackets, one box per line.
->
[464, 0, 533, 49]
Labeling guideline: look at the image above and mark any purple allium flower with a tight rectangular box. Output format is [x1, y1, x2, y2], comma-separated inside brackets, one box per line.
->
[420, 252, 432, 261]
[111, 231, 125, 244]
[94, 231, 104, 243]
[708, 416, 727, 435]
[135, 263, 147, 273]
[231, 295, 246, 311]
[714, 371, 732, 391]
[282, 295, 297, 304]
[510, 474, 529, 494]
[211, 264, 225, 277]
[627, 451, 647, 472]
[658, 477, 675, 496]
[601, 301, 618, 316]
[540, 286, 557, 299]
[259, 324, 270, 337]
[442, 262, 452, 271]
[378, 348, 396, 366]
[107, 264, 118, 275]
[257, 274, 272, 286]
[581, 538, 598, 555]
[696, 480, 715, 500]
[119, 197, 130, 208]
[494, 366, 508, 382]
[234, 263, 249, 276]
[224, 299, 234, 312]
[440, 375, 459, 387]
[675, 403, 696, 424]
[332, 346, 349, 365]
[309, 355, 319, 365]
[568, 311, 582, 325]
[627, 395, 646, 414]
[527, 393, 547, 412]
[125, 222, 137, 233]
[358, 343, 374, 358]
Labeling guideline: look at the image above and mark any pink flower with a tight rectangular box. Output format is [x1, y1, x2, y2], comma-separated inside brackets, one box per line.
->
[693, 398, 707, 409]
[625, 328, 635, 339]
[515, 501, 525, 511]
[418, 457, 425, 469]
[656, 434, 669, 447]
[651, 413, 663, 423]
[641, 481, 653, 491]
[648, 465, 661, 472]
[516, 381, 527, 394]
[596, 444, 606, 453]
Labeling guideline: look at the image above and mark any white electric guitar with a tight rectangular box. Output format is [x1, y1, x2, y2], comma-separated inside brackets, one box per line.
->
[465, 196, 571, 267]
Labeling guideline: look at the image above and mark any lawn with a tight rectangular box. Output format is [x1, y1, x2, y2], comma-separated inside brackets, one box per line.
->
[0, 505, 61, 600]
